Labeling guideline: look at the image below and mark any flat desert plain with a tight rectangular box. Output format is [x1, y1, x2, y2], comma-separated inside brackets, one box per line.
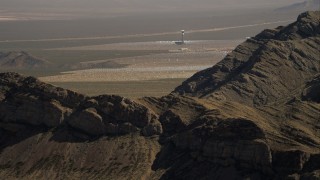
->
[39, 40, 241, 97]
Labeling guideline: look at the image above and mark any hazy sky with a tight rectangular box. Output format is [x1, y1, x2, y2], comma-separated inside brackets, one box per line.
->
[0, 0, 303, 15]
[0, 0, 309, 40]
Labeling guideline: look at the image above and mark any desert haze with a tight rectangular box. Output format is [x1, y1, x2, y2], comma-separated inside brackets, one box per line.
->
[0, 0, 304, 15]
[0, 0, 319, 179]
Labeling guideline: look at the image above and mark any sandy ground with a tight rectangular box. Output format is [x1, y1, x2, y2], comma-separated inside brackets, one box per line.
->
[38, 40, 239, 96]
[51, 40, 241, 51]
[0, 16, 17, 21]
[40, 40, 237, 83]
[50, 78, 185, 97]
[39, 52, 219, 82]
[40, 66, 208, 82]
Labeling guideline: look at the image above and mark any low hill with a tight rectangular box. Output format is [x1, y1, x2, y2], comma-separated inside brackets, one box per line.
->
[0, 51, 126, 71]
[0, 51, 50, 69]
[0, 11, 319, 180]
[66, 60, 127, 70]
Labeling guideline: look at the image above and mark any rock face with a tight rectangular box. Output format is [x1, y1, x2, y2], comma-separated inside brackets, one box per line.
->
[0, 72, 161, 137]
[0, 51, 50, 69]
[67, 108, 105, 135]
[0, 11, 319, 180]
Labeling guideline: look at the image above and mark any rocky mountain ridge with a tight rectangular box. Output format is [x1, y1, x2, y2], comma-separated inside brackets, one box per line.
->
[0, 73, 162, 137]
[0, 11, 319, 180]
[173, 11, 320, 107]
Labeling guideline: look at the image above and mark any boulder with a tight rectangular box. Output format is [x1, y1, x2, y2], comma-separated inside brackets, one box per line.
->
[67, 108, 105, 136]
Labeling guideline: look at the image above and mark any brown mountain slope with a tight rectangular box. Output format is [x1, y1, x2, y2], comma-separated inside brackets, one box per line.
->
[173, 11, 320, 107]
[0, 51, 50, 69]
[0, 11, 319, 180]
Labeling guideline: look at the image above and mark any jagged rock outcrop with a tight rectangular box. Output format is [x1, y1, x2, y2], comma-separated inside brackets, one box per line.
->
[0, 72, 162, 137]
[0, 73, 82, 127]
[67, 108, 106, 135]
[145, 95, 319, 179]
[0, 11, 319, 180]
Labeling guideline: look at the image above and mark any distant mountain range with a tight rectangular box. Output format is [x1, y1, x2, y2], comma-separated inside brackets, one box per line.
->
[275, 0, 320, 12]
[0, 0, 304, 16]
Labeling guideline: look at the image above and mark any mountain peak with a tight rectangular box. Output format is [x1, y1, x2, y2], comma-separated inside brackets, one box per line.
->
[255, 11, 319, 40]
[173, 11, 320, 106]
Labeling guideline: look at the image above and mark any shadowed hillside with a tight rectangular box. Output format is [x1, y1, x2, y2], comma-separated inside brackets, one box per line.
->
[0, 11, 319, 179]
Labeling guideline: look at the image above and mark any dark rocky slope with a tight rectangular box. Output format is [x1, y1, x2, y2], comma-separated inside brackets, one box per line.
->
[0, 11, 319, 180]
